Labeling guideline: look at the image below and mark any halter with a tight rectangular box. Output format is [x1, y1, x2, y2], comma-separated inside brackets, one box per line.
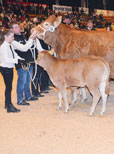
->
[37, 24, 55, 38]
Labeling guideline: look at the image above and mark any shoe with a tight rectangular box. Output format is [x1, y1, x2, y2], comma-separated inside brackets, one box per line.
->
[40, 89, 49, 93]
[5, 103, 20, 110]
[33, 93, 44, 98]
[7, 106, 21, 113]
[46, 87, 52, 91]
[48, 81, 55, 87]
[25, 96, 38, 101]
[17, 100, 30, 105]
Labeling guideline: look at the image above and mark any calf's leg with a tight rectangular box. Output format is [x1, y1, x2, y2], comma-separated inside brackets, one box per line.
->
[58, 91, 62, 110]
[70, 87, 77, 105]
[79, 87, 87, 103]
[99, 81, 108, 115]
[60, 88, 69, 113]
[89, 87, 101, 116]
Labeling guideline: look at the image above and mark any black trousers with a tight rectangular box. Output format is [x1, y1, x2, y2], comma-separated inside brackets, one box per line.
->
[31, 64, 49, 95]
[0, 67, 13, 107]
[40, 70, 49, 91]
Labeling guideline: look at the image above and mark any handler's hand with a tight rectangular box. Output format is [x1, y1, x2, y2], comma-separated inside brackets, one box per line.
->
[29, 28, 37, 40]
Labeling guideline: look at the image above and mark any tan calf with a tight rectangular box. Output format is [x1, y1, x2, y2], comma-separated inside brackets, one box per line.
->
[36, 51, 110, 116]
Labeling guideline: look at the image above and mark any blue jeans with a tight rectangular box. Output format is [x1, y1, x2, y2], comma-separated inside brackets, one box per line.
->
[17, 65, 33, 103]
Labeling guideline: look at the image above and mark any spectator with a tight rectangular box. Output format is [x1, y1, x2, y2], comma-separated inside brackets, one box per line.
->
[86, 20, 96, 30]
[2, 13, 10, 28]
[36, 4, 39, 15]
[105, 21, 113, 31]
[99, 14, 104, 22]
[44, 5, 49, 17]
[96, 19, 104, 28]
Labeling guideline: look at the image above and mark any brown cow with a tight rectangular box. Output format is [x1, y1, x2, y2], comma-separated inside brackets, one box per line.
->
[36, 51, 110, 116]
[34, 15, 114, 79]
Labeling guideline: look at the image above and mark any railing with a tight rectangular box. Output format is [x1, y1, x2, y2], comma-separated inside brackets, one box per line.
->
[103, 16, 114, 23]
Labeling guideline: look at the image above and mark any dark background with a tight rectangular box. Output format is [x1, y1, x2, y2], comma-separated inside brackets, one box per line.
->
[29, 0, 114, 11]
[5, 0, 114, 11]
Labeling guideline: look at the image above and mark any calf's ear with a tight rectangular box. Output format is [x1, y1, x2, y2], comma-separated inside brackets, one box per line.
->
[54, 16, 62, 28]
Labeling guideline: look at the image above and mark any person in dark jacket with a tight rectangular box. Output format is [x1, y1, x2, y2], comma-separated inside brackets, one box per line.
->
[31, 39, 51, 97]
[10, 22, 38, 106]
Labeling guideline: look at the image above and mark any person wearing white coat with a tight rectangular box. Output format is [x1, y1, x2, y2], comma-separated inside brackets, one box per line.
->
[0, 29, 35, 113]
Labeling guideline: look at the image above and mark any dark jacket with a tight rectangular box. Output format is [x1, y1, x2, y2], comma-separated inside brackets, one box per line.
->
[14, 33, 38, 70]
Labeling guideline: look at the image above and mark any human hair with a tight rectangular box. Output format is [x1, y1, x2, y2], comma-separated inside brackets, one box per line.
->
[9, 21, 18, 29]
[0, 28, 13, 45]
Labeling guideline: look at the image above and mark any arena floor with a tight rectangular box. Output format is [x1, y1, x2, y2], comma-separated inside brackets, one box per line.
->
[0, 69, 114, 154]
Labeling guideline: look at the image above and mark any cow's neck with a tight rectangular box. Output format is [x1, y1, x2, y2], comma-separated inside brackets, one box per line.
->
[44, 55, 57, 74]
[44, 25, 83, 55]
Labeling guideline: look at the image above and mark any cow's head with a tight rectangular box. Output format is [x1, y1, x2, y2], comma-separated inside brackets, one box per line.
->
[32, 15, 62, 39]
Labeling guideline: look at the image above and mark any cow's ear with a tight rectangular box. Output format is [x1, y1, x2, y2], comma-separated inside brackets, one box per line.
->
[54, 16, 62, 28]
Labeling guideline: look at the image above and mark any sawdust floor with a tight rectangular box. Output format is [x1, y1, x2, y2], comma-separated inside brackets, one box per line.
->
[0, 70, 114, 154]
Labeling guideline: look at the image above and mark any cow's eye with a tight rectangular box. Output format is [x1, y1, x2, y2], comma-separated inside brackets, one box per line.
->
[43, 22, 50, 27]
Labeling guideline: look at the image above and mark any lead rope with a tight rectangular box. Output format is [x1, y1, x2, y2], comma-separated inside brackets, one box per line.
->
[28, 66, 37, 89]
[28, 42, 38, 89]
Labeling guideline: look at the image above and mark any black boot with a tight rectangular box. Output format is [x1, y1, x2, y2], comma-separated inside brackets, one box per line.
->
[6, 104, 20, 113]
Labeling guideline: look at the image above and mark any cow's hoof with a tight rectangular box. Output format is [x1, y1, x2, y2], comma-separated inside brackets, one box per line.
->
[100, 111, 105, 115]
[81, 98, 88, 103]
[70, 100, 77, 106]
[65, 108, 69, 113]
[57, 107, 62, 110]
[89, 112, 94, 117]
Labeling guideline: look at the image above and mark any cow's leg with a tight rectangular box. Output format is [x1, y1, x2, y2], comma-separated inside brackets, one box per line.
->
[89, 87, 101, 116]
[79, 87, 87, 103]
[70, 87, 77, 105]
[57, 91, 62, 110]
[61, 88, 69, 113]
[99, 81, 108, 115]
